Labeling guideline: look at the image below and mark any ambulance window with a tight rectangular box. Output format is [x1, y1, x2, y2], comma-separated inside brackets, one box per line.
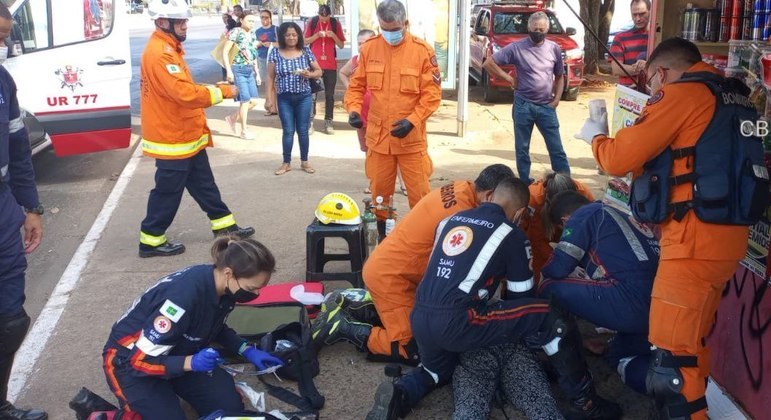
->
[53, 0, 115, 46]
[11, 0, 50, 52]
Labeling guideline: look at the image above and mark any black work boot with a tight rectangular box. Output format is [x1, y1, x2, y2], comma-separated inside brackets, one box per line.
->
[565, 380, 622, 420]
[311, 305, 372, 351]
[322, 288, 381, 325]
[366, 381, 409, 420]
[212, 224, 255, 239]
[68, 387, 117, 420]
[138, 241, 185, 258]
[0, 402, 47, 420]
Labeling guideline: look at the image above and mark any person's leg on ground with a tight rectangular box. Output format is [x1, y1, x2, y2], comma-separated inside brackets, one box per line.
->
[499, 343, 564, 420]
[647, 259, 738, 420]
[173, 368, 244, 417]
[535, 103, 570, 175]
[322, 69, 337, 134]
[513, 95, 537, 183]
[395, 152, 432, 209]
[606, 333, 651, 394]
[452, 346, 501, 420]
[139, 160, 190, 256]
[295, 92, 314, 172]
[276, 92, 297, 173]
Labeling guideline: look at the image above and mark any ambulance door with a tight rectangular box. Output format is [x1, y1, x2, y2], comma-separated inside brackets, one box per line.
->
[5, 0, 132, 156]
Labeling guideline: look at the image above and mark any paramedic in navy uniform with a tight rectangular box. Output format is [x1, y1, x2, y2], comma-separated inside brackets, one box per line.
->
[102, 237, 283, 419]
[0, 3, 47, 419]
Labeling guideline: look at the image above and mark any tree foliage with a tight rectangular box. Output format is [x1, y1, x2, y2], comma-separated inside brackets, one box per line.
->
[579, 0, 615, 74]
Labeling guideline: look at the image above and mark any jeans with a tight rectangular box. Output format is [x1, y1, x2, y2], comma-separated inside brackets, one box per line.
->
[232, 64, 258, 103]
[513, 95, 570, 182]
[257, 58, 268, 87]
[277, 92, 312, 163]
[311, 69, 338, 121]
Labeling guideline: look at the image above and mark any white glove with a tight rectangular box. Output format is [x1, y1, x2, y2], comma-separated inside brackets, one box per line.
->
[575, 111, 609, 144]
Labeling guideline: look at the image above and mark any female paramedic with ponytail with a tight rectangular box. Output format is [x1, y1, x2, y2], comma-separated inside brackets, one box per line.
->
[102, 236, 284, 419]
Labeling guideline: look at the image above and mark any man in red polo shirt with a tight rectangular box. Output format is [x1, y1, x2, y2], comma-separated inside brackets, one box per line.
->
[609, 0, 650, 87]
[304, 4, 346, 135]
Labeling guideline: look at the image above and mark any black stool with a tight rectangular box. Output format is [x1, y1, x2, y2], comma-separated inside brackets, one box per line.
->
[305, 219, 366, 288]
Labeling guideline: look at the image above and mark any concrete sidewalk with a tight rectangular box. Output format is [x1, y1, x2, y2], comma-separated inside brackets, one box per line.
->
[11, 82, 654, 418]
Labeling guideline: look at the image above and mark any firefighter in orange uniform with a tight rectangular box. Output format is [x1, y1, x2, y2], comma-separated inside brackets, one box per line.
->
[138, 0, 254, 258]
[522, 172, 594, 283]
[311, 165, 515, 363]
[578, 38, 750, 419]
[344, 0, 441, 234]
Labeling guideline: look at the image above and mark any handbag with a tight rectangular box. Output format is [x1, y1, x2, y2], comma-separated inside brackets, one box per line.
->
[302, 49, 324, 94]
[211, 32, 237, 68]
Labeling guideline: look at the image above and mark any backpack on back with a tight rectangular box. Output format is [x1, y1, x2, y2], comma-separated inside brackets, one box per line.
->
[629, 71, 770, 225]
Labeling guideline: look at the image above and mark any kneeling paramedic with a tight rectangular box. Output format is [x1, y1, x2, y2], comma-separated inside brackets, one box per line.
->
[539, 191, 659, 394]
[311, 164, 515, 365]
[138, 0, 254, 258]
[0, 3, 47, 418]
[578, 37, 767, 419]
[366, 177, 621, 420]
[103, 237, 284, 419]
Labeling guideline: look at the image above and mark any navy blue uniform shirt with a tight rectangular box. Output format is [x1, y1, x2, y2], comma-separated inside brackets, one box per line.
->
[0, 66, 38, 208]
[105, 265, 244, 378]
[415, 202, 534, 308]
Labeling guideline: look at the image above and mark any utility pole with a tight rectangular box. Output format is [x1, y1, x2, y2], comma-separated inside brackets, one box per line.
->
[457, 0, 471, 137]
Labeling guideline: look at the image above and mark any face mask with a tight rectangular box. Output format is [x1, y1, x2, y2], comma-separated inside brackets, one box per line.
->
[529, 31, 545, 44]
[227, 276, 259, 303]
[0, 46, 9, 62]
[382, 29, 404, 46]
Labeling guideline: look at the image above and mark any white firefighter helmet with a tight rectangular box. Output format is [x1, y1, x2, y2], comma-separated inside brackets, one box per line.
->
[148, 0, 192, 20]
[315, 193, 362, 225]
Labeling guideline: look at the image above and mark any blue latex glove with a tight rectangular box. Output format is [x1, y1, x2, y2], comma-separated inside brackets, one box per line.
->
[190, 348, 220, 372]
[242, 346, 284, 371]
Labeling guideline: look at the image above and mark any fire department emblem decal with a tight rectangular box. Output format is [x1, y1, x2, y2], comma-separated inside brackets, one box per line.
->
[154, 316, 172, 334]
[55, 65, 84, 91]
[442, 226, 473, 256]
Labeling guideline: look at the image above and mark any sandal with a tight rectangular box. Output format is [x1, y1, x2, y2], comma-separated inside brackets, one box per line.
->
[300, 162, 316, 174]
[274, 163, 291, 176]
[364, 186, 371, 194]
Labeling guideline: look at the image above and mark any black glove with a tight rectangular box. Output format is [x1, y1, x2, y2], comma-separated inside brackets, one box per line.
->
[390, 119, 414, 138]
[348, 112, 363, 129]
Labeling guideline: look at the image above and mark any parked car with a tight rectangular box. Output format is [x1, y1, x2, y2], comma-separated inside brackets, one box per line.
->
[469, 2, 584, 102]
[127, 0, 144, 14]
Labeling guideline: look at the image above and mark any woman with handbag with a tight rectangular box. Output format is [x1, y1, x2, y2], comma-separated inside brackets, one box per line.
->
[266, 22, 322, 176]
[223, 13, 261, 140]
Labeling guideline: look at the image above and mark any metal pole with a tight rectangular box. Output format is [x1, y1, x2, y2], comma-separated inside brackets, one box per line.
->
[457, 0, 470, 137]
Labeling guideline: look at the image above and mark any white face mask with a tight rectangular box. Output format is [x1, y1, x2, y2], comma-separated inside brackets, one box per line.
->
[0, 46, 9, 62]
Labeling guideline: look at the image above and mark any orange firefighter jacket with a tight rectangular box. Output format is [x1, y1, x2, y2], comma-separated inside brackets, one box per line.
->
[140, 30, 234, 160]
[524, 179, 595, 281]
[344, 32, 441, 155]
[593, 62, 748, 261]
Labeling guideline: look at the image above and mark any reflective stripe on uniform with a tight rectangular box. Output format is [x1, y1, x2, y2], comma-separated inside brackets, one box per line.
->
[135, 334, 174, 357]
[206, 85, 224, 105]
[140, 231, 167, 247]
[141, 133, 209, 158]
[506, 277, 534, 293]
[458, 224, 513, 293]
[210, 213, 236, 230]
[556, 241, 584, 261]
[9, 117, 23, 133]
[0, 164, 7, 178]
[604, 207, 649, 262]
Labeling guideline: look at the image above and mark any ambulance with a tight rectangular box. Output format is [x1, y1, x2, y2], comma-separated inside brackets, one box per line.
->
[3, 0, 132, 156]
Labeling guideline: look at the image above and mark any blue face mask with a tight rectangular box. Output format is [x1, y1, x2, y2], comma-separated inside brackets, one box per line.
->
[382, 29, 404, 46]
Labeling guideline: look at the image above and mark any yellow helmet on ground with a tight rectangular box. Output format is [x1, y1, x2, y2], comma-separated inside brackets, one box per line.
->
[315, 193, 361, 225]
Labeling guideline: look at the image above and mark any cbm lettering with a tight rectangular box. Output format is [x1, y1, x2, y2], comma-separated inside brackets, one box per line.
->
[739, 120, 769, 138]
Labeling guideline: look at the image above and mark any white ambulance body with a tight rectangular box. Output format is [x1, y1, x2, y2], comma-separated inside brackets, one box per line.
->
[4, 0, 132, 156]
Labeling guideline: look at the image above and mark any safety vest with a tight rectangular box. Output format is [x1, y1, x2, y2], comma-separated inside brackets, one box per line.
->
[630, 71, 770, 226]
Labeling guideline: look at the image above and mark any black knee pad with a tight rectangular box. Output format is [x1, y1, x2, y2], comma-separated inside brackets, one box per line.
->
[0, 310, 30, 355]
[646, 348, 706, 419]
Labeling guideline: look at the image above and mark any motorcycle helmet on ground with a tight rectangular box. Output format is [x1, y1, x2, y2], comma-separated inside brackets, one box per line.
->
[315, 193, 361, 225]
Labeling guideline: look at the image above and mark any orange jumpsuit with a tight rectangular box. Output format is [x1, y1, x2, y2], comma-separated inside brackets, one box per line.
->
[523, 179, 594, 283]
[592, 62, 747, 419]
[344, 33, 442, 220]
[140, 30, 234, 160]
[363, 181, 478, 360]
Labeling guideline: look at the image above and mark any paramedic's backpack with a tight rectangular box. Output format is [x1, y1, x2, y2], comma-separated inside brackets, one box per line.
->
[225, 282, 326, 411]
[629, 71, 770, 225]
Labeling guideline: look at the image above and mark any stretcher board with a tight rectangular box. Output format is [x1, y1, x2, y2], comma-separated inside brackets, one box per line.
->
[601, 85, 649, 214]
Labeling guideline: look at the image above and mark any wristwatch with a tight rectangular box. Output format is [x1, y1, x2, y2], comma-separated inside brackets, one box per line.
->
[25, 204, 44, 215]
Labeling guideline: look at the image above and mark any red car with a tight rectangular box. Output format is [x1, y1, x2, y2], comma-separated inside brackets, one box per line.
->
[469, 1, 584, 102]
